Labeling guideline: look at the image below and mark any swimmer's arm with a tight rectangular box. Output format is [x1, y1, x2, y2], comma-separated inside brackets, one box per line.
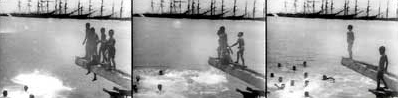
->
[274, 84, 280, 88]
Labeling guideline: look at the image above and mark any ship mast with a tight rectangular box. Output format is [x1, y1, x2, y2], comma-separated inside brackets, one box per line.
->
[64, 0, 67, 14]
[58, 0, 62, 14]
[179, 0, 182, 13]
[396, 0, 398, 18]
[196, 0, 199, 14]
[312, 0, 315, 13]
[343, 0, 346, 15]
[325, 0, 328, 14]
[354, 0, 358, 15]
[386, 0, 389, 18]
[366, 0, 370, 17]
[101, 0, 104, 16]
[187, 0, 190, 14]
[221, 0, 224, 15]
[210, 0, 213, 15]
[233, 0, 237, 16]
[253, 0, 256, 18]
[18, 0, 21, 12]
[303, 1, 306, 14]
[294, 0, 297, 13]
[321, 0, 324, 13]
[112, 1, 115, 15]
[120, 0, 123, 18]
[89, 0, 92, 14]
[245, 0, 247, 16]
[378, 1, 381, 18]
[28, 0, 32, 13]
[77, 0, 80, 15]
[347, 0, 350, 15]
[160, 0, 164, 13]
[46, 0, 49, 13]
[37, 0, 40, 14]
[151, 0, 154, 13]
[169, 0, 172, 14]
[284, 0, 287, 13]
[330, 0, 334, 13]
[191, 0, 195, 14]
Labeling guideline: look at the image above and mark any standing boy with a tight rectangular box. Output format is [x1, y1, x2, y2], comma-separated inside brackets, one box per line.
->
[107, 30, 116, 70]
[376, 46, 389, 90]
[230, 32, 245, 66]
[347, 25, 355, 59]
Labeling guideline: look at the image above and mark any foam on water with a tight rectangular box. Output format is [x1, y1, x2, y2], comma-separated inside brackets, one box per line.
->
[133, 67, 229, 98]
[2, 70, 73, 98]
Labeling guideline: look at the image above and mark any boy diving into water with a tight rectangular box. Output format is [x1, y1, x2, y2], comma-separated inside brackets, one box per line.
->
[230, 32, 245, 66]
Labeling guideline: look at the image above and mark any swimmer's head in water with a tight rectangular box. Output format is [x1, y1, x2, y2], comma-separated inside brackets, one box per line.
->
[86, 23, 90, 28]
[159, 70, 164, 75]
[136, 75, 140, 81]
[322, 75, 328, 80]
[277, 63, 281, 67]
[101, 27, 105, 33]
[304, 72, 308, 78]
[109, 29, 114, 37]
[292, 66, 296, 71]
[347, 24, 353, 30]
[270, 73, 274, 78]
[238, 32, 243, 37]
[278, 77, 283, 82]
[157, 84, 162, 91]
[29, 94, 34, 98]
[2, 90, 7, 97]
[379, 46, 386, 55]
[304, 91, 310, 97]
[290, 80, 295, 86]
[24, 85, 28, 91]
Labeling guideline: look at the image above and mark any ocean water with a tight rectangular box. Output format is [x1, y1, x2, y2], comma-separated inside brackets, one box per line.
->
[133, 17, 265, 98]
[267, 17, 398, 98]
[0, 16, 131, 98]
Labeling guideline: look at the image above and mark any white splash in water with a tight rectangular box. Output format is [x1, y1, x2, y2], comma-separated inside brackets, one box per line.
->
[134, 68, 228, 98]
[2, 70, 73, 98]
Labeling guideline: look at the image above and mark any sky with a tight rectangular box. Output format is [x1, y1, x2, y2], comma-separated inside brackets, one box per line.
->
[0, 0, 131, 17]
[268, 0, 398, 18]
[133, 0, 266, 17]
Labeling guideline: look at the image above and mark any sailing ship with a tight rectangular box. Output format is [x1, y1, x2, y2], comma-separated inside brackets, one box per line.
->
[0, 0, 130, 20]
[134, 0, 265, 21]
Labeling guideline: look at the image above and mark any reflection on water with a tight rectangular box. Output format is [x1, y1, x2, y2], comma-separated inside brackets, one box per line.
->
[133, 68, 229, 98]
[2, 70, 72, 98]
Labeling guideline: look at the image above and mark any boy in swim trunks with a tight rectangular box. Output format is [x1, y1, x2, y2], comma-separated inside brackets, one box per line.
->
[347, 25, 354, 59]
[99, 27, 108, 63]
[376, 46, 389, 90]
[107, 29, 116, 70]
[82, 23, 91, 59]
[230, 32, 245, 66]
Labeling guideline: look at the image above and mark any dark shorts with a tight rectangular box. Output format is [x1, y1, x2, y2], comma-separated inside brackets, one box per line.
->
[377, 71, 384, 79]
[108, 47, 116, 58]
[238, 47, 245, 53]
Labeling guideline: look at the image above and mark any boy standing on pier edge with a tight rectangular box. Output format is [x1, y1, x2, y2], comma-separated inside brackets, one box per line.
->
[347, 25, 355, 59]
[376, 46, 389, 90]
